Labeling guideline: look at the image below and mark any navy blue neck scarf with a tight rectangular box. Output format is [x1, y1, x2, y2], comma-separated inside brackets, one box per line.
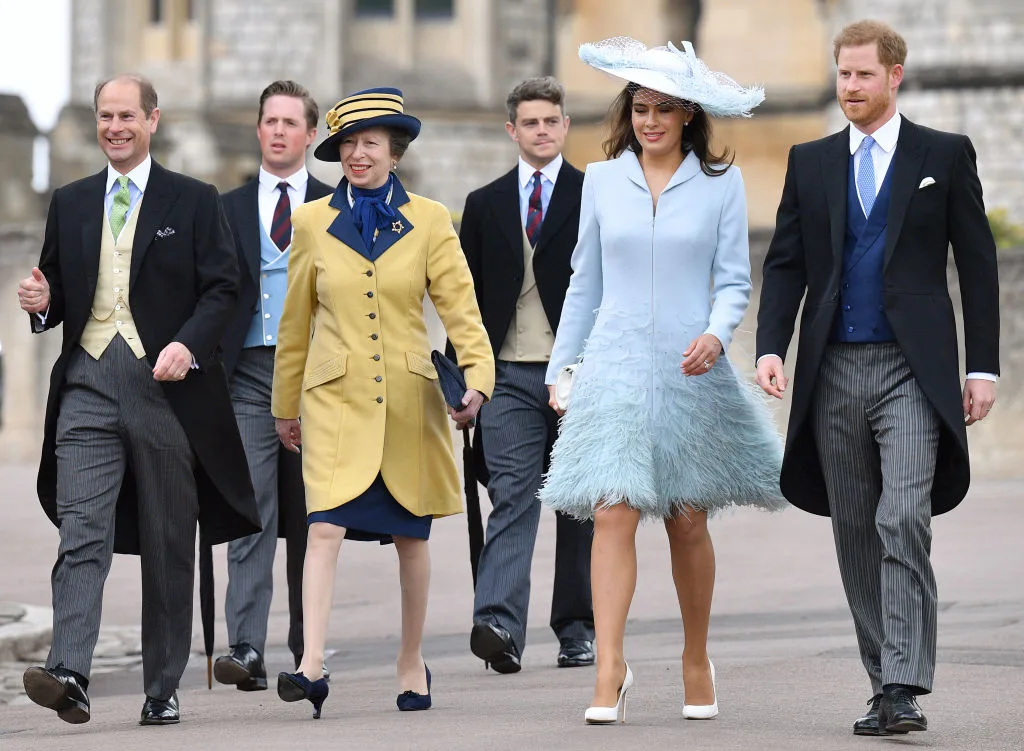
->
[350, 174, 397, 251]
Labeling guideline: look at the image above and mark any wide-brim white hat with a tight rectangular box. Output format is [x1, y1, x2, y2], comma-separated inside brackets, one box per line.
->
[580, 36, 765, 118]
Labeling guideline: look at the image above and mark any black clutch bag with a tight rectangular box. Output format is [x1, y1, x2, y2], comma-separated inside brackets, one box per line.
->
[430, 350, 468, 410]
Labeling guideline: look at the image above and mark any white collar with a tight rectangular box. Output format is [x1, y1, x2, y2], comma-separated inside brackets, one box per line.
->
[518, 153, 563, 189]
[849, 111, 901, 154]
[259, 165, 309, 193]
[106, 154, 152, 194]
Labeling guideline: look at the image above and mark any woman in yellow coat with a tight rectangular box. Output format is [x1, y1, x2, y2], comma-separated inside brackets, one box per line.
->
[271, 87, 494, 718]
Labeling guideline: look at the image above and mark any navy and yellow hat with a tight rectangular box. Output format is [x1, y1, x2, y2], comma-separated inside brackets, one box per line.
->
[314, 87, 422, 162]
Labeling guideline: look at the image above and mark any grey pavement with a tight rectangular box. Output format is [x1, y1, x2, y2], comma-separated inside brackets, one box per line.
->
[0, 461, 1021, 750]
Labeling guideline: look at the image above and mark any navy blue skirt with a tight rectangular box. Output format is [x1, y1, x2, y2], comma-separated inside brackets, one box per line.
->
[307, 473, 432, 545]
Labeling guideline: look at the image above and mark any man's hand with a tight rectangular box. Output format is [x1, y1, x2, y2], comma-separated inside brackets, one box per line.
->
[18, 267, 50, 314]
[963, 378, 996, 426]
[276, 418, 302, 453]
[756, 355, 788, 399]
[153, 342, 194, 382]
[449, 389, 485, 430]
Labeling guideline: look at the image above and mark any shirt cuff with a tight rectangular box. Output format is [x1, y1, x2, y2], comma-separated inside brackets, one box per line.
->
[966, 372, 997, 382]
[756, 354, 783, 366]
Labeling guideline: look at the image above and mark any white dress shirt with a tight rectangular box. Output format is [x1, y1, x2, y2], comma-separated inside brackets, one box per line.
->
[257, 165, 309, 247]
[517, 154, 562, 227]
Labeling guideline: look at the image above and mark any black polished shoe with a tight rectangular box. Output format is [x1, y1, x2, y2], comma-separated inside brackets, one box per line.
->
[23, 666, 90, 724]
[557, 639, 595, 668]
[214, 643, 267, 691]
[140, 691, 180, 725]
[853, 694, 909, 736]
[880, 684, 928, 733]
[470, 622, 521, 674]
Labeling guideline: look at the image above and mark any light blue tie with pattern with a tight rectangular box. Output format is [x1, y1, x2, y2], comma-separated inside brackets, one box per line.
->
[857, 135, 876, 217]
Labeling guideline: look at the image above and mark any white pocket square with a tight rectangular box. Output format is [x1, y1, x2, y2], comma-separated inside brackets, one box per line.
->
[155, 227, 176, 238]
[918, 177, 936, 189]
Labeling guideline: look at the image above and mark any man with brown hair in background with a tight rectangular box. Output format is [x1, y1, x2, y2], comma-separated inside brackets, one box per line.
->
[460, 77, 594, 673]
[213, 80, 333, 690]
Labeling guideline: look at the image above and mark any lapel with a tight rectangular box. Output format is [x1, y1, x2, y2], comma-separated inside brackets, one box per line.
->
[882, 118, 926, 270]
[620, 149, 700, 197]
[493, 168, 525, 272]
[326, 177, 415, 261]
[79, 169, 107, 296]
[534, 160, 578, 256]
[236, 180, 261, 288]
[131, 161, 179, 287]
[821, 127, 850, 269]
[662, 150, 702, 193]
[305, 175, 334, 202]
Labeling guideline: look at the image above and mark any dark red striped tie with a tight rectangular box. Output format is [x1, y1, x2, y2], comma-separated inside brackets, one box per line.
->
[270, 181, 292, 251]
[525, 171, 543, 246]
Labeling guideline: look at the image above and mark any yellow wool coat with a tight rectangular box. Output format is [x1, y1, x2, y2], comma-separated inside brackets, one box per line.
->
[271, 180, 494, 518]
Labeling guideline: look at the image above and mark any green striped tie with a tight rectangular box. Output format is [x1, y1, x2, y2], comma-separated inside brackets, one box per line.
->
[110, 176, 131, 240]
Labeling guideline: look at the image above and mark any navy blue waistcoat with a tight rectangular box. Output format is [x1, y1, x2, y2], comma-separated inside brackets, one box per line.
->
[831, 154, 896, 343]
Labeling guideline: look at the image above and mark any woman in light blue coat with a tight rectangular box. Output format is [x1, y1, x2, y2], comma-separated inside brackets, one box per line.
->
[540, 38, 785, 724]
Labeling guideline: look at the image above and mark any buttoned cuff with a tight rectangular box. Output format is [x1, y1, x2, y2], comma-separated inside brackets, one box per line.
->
[966, 372, 997, 382]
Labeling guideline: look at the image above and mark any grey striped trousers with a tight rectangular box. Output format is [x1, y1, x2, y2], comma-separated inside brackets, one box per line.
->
[48, 337, 197, 700]
[813, 342, 939, 695]
[473, 360, 594, 653]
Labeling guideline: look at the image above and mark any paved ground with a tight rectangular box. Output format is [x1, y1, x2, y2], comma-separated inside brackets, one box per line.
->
[0, 462, 1021, 750]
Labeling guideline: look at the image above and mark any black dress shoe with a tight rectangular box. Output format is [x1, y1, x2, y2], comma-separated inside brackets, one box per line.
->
[23, 666, 90, 724]
[880, 685, 928, 733]
[470, 622, 521, 674]
[140, 692, 180, 725]
[853, 694, 909, 736]
[214, 643, 267, 691]
[557, 639, 595, 668]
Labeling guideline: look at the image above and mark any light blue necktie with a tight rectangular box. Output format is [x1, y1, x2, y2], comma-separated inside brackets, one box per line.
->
[857, 135, 876, 217]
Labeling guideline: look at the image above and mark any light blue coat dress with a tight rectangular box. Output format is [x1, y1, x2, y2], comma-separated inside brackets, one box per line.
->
[539, 149, 785, 520]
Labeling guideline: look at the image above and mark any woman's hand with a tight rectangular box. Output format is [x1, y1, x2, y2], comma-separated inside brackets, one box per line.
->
[681, 333, 723, 376]
[276, 418, 302, 453]
[449, 389, 485, 430]
[547, 384, 565, 417]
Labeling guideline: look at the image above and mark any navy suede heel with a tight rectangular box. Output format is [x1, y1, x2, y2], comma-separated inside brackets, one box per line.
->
[396, 665, 432, 711]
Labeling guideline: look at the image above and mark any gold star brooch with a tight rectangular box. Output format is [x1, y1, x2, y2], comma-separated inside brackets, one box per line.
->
[391, 220, 404, 234]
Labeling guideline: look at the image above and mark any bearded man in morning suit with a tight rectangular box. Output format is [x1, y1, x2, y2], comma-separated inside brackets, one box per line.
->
[461, 77, 594, 673]
[213, 80, 333, 690]
[756, 20, 999, 737]
[17, 74, 259, 726]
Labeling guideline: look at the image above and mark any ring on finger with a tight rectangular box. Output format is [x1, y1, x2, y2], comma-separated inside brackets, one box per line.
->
[703, 359, 711, 369]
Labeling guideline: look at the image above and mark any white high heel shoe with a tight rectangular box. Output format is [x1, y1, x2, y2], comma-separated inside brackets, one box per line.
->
[584, 663, 634, 725]
[682, 659, 718, 720]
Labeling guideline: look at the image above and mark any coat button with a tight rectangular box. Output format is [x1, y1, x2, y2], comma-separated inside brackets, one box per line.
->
[376, 396, 383, 403]
[371, 333, 379, 340]
[843, 304, 851, 311]
[847, 326, 855, 333]
[366, 291, 374, 298]
[368, 312, 376, 319]
[373, 354, 380, 361]
[375, 375, 382, 382]
[366, 270, 373, 277]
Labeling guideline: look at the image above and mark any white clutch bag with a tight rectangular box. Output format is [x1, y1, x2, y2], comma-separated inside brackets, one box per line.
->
[553, 363, 578, 411]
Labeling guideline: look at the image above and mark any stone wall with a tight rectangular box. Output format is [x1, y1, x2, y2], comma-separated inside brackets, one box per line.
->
[0, 96, 39, 224]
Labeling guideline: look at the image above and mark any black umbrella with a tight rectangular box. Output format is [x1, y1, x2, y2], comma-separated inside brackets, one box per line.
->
[462, 426, 485, 588]
[198, 538, 215, 689]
